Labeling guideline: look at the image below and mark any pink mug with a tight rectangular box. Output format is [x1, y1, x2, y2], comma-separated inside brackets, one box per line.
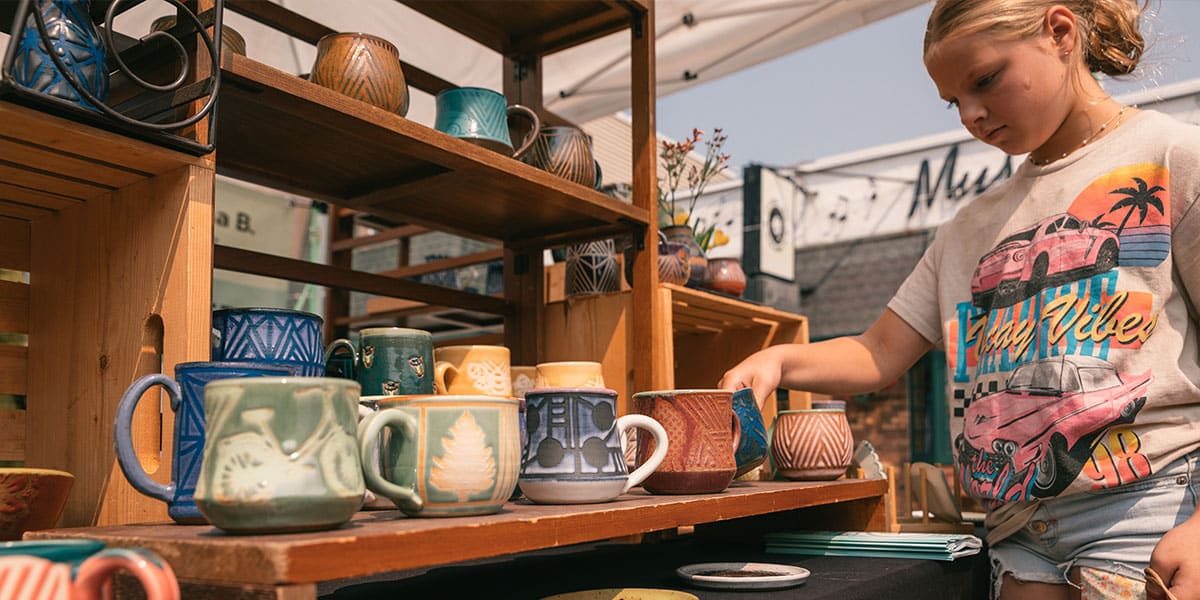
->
[0, 545, 179, 600]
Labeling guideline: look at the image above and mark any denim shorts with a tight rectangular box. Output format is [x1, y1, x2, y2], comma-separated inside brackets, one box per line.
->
[989, 449, 1200, 598]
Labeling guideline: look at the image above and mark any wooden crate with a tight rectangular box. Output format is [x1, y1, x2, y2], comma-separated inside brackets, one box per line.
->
[0, 102, 213, 527]
[542, 282, 809, 423]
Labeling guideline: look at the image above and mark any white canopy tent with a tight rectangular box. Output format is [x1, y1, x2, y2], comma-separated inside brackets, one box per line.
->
[101, 0, 927, 126]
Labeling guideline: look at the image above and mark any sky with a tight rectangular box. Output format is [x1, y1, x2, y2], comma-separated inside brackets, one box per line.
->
[655, 0, 1200, 170]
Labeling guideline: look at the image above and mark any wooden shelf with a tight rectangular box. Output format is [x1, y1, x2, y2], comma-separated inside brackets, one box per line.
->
[665, 283, 808, 334]
[0, 101, 206, 221]
[399, 0, 647, 56]
[215, 53, 647, 247]
[30, 479, 885, 587]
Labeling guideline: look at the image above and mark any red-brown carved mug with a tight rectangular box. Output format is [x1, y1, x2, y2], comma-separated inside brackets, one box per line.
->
[630, 389, 741, 494]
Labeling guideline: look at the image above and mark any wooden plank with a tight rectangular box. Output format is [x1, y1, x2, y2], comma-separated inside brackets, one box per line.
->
[0, 280, 29, 333]
[399, 1, 636, 55]
[0, 409, 25, 462]
[0, 135, 148, 189]
[379, 249, 502, 279]
[542, 290, 630, 403]
[0, 200, 55, 222]
[0, 217, 30, 271]
[0, 162, 109, 203]
[0, 102, 204, 177]
[0, 181, 87, 214]
[328, 224, 427, 253]
[630, 2, 662, 395]
[0, 345, 27, 396]
[214, 245, 509, 316]
[31, 480, 887, 586]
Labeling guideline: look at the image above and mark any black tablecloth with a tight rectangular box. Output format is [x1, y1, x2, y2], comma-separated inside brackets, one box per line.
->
[319, 535, 989, 599]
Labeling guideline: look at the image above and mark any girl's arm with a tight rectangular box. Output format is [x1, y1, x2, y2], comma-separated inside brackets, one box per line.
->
[719, 308, 934, 406]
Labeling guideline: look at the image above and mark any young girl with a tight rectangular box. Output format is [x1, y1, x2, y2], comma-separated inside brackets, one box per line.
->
[720, 1, 1200, 598]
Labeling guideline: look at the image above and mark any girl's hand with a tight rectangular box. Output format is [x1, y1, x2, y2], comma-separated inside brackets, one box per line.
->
[1148, 512, 1200, 599]
[719, 348, 783, 409]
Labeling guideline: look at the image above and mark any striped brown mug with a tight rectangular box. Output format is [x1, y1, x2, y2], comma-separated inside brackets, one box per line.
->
[310, 33, 409, 116]
[522, 126, 603, 189]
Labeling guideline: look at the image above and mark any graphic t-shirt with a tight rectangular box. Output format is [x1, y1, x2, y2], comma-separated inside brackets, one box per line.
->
[888, 109, 1200, 507]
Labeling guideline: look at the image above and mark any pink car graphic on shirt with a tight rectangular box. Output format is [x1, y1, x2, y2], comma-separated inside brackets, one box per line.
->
[962, 355, 1149, 495]
[970, 213, 1119, 308]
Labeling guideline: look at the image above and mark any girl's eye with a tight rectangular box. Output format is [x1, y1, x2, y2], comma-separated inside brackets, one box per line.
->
[975, 72, 996, 89]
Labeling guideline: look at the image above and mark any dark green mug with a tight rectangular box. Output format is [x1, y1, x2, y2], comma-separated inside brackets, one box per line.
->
[324, 327, 434, 396]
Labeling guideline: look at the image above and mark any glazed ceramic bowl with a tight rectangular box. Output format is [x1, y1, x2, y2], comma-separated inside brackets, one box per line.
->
[0, 468, 74, 540]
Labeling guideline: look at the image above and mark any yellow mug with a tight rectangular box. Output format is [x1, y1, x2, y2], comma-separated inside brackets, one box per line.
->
[433, 345, 512, 396]
[534, 361, 605, 388]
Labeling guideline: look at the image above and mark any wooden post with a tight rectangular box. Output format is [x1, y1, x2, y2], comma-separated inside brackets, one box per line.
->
[629, 2, 661, 396]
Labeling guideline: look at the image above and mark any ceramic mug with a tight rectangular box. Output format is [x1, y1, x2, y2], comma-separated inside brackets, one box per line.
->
[194, 377, 364, 533]
[309, 32, 409, 115]
[359, 394, 521, 516]
[630, 389, 741, 494]
[0, 469, 73, 541]
[731, 388, 768, 477]
[211, 308, 325, 376]
[433, 345, 512, 396]
[0, 540, 179, 600]
[534, 361, 605, 389]
[511, 366, 537, 399]
[324, 327, 435, 396]
[519, 388, 668, 504]
[522, 126, 603, 189]
[769, 408, 854, 481]
[565, 239, 620, 297]
[115, 361, 293, 524]
[434, 87, 539, 157]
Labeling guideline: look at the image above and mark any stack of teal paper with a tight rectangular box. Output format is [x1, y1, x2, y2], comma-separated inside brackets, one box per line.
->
[764, 531, 983, 562]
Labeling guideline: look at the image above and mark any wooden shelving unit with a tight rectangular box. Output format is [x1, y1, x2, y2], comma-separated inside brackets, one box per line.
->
[30, 480, 887, 597]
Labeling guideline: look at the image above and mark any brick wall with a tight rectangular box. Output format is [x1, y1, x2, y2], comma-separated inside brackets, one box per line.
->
[814, 374, 911, 473]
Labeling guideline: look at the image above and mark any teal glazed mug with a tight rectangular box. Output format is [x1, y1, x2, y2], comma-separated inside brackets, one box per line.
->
[324, 327, 434, 396]
[194, 377, 364, 533]
[434, 87, 540, 158]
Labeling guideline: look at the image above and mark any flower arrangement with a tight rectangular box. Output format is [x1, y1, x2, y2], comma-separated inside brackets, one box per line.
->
[658, 128, 732, 252]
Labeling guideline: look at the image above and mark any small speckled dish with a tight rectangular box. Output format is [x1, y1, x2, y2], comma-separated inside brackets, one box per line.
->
[676, 562, 810, 590]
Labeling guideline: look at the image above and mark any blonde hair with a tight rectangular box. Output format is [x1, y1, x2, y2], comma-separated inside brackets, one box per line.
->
[924, 0, 1149, 76]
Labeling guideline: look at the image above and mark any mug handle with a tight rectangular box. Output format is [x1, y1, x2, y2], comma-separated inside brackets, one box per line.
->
[617, 415, 668, 493]
[358, 409, 424, 513]
[507, 104, 541, 158]
[433, 361, 458, 394]
[593, 160, 603, 191]
[764, 417, 777, 480]
[730, 412, 742, 459]
[114, 374, 179, 503]
[324, 338, 357, 378]
[74, 547, 180, 600]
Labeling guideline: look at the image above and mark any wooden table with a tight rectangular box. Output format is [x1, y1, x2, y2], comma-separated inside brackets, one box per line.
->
[30, 479, 887, 599]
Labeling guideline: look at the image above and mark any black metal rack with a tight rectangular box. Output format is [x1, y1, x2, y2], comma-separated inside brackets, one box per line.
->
[0, 0, 221, 155]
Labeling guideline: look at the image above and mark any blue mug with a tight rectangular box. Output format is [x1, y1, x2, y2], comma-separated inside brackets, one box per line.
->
[211, 308, 325, 376]
[114, 361, 293, 523]
[732, 388, 768, 477]
[434, 87, 540, 158]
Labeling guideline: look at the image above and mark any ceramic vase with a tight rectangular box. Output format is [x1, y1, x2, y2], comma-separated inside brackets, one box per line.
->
[661, 225, 707, 289]
[151, 15, 246, 57]
[770, 408, 854, 480]
[310, 33, 409, 115]
[0, 469, 73, 540]
[706, 257, 747, 297]
[13, 0, 110, 110]
[624, 231, 690, 287]
[522, 126, 602, 189]
[565, 239, 619, 297]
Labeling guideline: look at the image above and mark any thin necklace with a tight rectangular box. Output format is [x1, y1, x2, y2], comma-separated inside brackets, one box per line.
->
[1028, 106, 1127, 166]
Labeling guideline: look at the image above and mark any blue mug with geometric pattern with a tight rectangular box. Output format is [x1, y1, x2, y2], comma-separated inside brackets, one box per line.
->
[211, 308, 325, 376]
[114, 361, 292, 523]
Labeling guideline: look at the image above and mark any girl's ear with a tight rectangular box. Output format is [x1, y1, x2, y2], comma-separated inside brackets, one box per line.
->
[1045, 5, 1078, 57]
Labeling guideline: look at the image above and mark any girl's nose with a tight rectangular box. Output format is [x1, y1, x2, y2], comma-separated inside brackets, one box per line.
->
[958, 99, 986, 128]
